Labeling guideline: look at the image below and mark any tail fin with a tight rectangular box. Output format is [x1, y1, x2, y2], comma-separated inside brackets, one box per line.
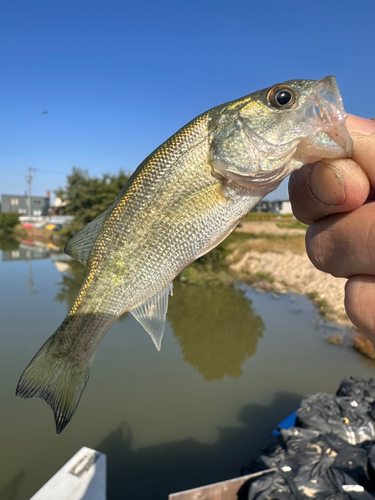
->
[16, 337, 91, 434]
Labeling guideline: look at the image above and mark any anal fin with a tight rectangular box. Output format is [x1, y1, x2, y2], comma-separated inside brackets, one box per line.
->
[131, 283, 173, 351]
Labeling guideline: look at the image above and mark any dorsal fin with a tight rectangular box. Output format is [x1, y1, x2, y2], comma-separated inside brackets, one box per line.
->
[130, 283, 173, 350]
[64, 209, 110, 266]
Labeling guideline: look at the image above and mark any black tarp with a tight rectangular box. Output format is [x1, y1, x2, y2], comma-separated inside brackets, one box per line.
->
[244, 377, 375, 499]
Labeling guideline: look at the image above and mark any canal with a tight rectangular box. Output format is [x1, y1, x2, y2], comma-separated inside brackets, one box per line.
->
[0, 238, 374, 500]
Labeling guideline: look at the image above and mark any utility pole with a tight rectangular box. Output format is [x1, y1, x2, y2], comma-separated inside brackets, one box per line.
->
[26, 168, 36, 218]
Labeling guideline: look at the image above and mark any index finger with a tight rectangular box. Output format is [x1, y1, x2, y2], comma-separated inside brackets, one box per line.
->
[288, 115, 375, 225]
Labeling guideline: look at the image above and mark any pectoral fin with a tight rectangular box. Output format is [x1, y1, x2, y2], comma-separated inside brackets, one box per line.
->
[131, 283, 173, 350]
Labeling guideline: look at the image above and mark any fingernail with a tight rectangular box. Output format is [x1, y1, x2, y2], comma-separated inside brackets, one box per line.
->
[309, 162, 345, 205]
[347, 115, 375, 135]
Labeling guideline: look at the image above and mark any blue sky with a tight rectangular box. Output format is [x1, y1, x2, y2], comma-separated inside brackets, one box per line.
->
[1, 0, 374, 201]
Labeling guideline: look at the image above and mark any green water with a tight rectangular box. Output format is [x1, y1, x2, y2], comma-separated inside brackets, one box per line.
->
[0, 240, 374, 500]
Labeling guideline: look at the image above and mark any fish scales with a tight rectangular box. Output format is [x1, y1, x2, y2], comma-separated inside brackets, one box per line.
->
[16, 76, 354, 433]
[84, 112, 251, 311]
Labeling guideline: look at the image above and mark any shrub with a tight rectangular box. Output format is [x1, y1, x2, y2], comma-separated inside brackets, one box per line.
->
[0, 213, 19, 233]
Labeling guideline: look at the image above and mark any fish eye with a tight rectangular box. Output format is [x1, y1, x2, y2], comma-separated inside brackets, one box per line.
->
[267, 85, 297, 110]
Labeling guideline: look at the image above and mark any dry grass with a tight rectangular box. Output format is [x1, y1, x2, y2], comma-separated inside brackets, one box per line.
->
[227, 235, 306, 260]
[327, 335, 344, 345]
[352, 331, 375, 360]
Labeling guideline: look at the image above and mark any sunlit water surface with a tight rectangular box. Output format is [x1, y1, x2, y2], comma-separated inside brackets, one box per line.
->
[0, 240, 374, 500]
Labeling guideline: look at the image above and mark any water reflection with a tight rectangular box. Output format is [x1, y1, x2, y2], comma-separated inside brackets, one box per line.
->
[2, 243, 50, 262]
[54, 259, 86, 308]
[51, 259, 264, 378]
[97, 392, 301, 500]
[0, 237, 19, 251]
[0, 239, 71, 294]
[1, 241, 52, 293]
[168, 282, 264, 381]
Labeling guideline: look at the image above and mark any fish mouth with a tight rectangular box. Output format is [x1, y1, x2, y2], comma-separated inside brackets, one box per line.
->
[295, 75, 353, 162]
[212, 76, 353, 191]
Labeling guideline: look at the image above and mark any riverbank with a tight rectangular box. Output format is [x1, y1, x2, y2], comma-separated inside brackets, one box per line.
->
[228, 221, 374, 359]
[14, 225, 67, 246]
[178, 220, 347, 325]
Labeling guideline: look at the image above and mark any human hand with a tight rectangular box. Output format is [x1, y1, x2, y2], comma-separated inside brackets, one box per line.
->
[289, 115, 375, 343]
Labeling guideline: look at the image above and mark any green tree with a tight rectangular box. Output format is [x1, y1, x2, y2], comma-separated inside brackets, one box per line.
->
[56, 167, 130, 237]
[0, 213, 19, 234]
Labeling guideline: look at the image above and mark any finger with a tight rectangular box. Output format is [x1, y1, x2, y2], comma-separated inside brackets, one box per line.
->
[288, 115, 375, 225]
[345, 276, 375, 344]
[347, 115, 375, 189]
[289, 158, 370, 225]
[306, 202, 375, 278]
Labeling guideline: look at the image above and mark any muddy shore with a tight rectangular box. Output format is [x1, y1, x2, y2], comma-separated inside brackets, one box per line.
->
[231, 221, 348, 325]
[230, 220, 374, 358]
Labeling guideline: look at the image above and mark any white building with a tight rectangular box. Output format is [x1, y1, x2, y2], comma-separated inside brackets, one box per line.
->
[251, 199, 292, 215]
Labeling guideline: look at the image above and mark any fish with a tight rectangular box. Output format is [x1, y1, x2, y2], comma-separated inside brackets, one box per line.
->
[16, 76, 353, 433]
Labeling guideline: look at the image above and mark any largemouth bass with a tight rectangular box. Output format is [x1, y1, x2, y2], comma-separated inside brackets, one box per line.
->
[17, 76, 353, 433]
